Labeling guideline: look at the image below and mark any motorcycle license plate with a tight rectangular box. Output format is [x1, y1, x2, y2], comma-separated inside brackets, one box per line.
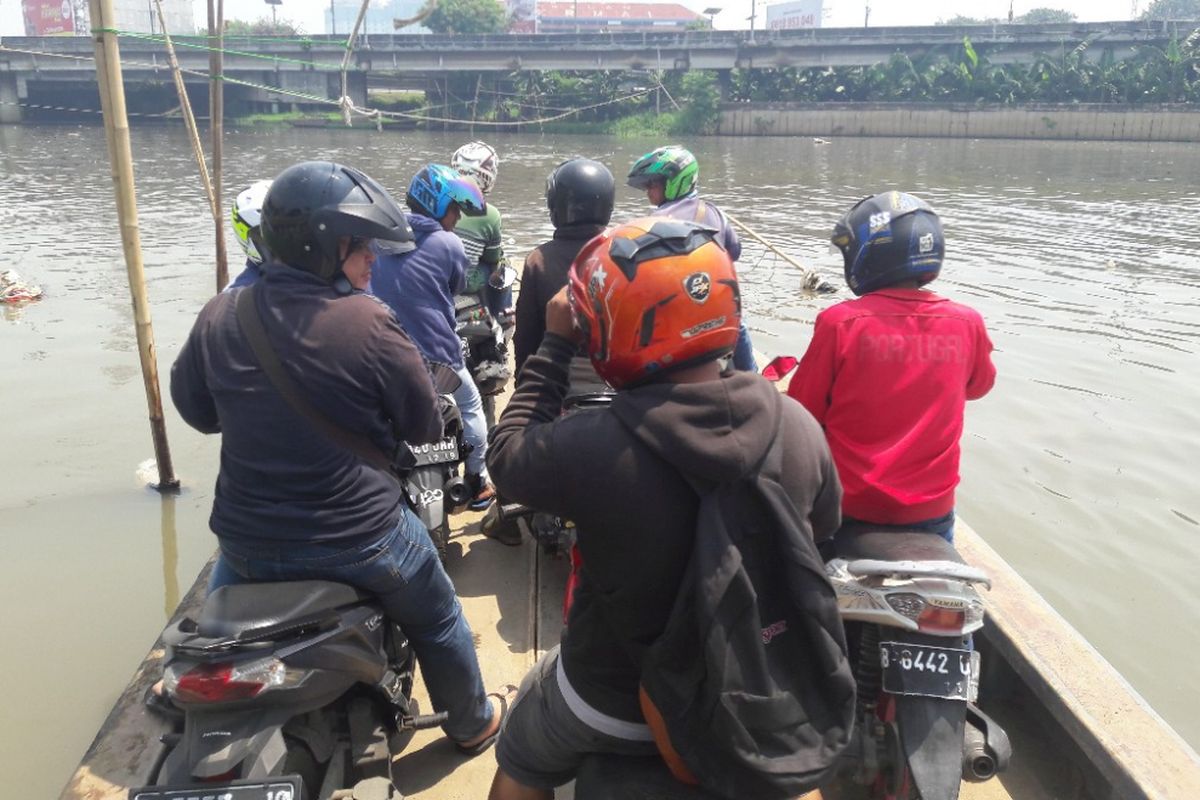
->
[879, 641, 980, 701]
[129, 775, 301, 800]
[408, 436, 459, 467]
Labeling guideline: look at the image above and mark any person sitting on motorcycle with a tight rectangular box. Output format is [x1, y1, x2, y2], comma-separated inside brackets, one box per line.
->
[171, 160, 504, 755]
[225, 179, 271, 290]
[787, 192, 997, 543]
[627, 144, 759, 372]
[484, 219, 842, 800]
[451, 141, 513, 324]
[370, 163, 497, 510]
[512, 157, 614, 390]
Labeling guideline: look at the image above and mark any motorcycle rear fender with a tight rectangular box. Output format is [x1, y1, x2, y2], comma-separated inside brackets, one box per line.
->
[896, 693, 967, 800]
[159, 707, 290, 783]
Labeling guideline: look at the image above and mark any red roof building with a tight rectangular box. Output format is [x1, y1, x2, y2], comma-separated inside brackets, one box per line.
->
[529, 2, 703, 33]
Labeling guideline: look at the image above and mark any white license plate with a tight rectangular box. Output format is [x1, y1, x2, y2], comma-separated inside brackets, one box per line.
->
[129, 776, 300, 800]
[408, 436, 459, 466]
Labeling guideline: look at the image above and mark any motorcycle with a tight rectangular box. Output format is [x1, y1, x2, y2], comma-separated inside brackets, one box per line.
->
[824, 528, 1012, 800]
[133, 581, 448, 800]
[455, 263, 516, 429]
[397, 364, 472, 564]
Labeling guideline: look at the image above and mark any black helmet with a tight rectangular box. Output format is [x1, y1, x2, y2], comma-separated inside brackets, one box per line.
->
[546, 158, 615, 228]
[261, 161, 414, 282]
[833, 191, 944, 296]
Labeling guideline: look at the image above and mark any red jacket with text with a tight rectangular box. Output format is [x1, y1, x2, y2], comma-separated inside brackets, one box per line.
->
[787, 288, 996, 525]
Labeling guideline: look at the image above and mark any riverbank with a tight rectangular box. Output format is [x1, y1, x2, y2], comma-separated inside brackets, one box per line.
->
[718, 101, 1200, 142]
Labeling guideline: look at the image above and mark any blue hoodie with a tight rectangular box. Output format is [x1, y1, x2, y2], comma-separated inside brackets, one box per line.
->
[370, 213, 468, 368]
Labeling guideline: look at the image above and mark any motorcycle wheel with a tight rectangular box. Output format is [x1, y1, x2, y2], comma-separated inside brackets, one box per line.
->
[873, 694, 919, 800]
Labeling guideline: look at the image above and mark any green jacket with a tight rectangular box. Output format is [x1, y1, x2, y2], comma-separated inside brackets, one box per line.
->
[454, 203, 504, 269]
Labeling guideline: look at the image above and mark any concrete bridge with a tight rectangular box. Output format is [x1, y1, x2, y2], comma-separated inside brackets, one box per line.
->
[0, 20, 1187, 122]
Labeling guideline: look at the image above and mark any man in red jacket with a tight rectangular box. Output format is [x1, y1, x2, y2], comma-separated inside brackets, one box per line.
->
[788, 192, 996, 542]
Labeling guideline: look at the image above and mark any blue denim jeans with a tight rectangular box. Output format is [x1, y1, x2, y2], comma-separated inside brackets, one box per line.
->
[208, 507, 492, 742]
[452, 363, 490, 480]
[840, 510, 956, 543]
[732, 321, 758, 372]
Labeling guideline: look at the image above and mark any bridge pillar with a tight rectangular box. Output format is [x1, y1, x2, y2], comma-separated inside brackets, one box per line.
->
[0, 74, 22, 124]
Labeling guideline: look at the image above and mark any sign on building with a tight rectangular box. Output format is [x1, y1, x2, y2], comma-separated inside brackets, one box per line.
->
[507, 0, 538, 33]
[765, 0, 822, 30]
[23, 0, 76, 35]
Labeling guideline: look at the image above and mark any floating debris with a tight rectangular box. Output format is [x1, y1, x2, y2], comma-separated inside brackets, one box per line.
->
[812, 137, 832, 145]
[1, 270, 44, 304]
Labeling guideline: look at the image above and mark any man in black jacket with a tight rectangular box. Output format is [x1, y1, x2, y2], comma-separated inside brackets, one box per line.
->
[486, 219, 842, 799]
[511, 157, 614, 384]
[171, 161, 502, 755]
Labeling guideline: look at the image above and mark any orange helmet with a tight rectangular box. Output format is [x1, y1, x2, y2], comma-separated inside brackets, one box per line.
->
[568, 218, 741, 389]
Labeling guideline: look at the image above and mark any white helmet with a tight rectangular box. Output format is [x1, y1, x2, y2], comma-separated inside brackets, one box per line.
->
[231, 180, 272, 264]
[451, 141, 499, 195]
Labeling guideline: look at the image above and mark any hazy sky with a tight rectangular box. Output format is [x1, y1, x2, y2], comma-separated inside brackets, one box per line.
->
[0, 0, 1147, 41]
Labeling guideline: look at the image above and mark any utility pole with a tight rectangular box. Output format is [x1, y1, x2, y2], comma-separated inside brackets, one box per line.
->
[864, 3, 870, 28]
[331, 0, 337, 34]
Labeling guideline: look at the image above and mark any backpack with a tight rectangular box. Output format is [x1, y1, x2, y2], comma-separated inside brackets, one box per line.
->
[629, 395, 856, 800]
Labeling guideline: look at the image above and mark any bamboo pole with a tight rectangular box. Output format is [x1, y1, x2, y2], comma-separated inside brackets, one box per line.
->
[152, 0, 219, 227]
[87, 0, 180, 491]
[208, 0, 228, 292]
[723, 212, 834, 294]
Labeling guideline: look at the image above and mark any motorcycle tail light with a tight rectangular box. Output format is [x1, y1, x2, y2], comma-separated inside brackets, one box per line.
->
[917, 606, 967, 634]
[885, 592, 926, 621]
[166, 657, 301, 704]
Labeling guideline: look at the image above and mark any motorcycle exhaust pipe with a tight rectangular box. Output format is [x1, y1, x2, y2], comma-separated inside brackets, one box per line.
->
[444, 476, 471, 508]
[962, 720, 997, 781]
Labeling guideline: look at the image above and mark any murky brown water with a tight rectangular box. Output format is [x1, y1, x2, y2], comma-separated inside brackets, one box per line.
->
[2, 125, 1197, 797]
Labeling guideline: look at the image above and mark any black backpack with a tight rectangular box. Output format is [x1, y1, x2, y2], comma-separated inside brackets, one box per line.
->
[631, 398, 856, 800]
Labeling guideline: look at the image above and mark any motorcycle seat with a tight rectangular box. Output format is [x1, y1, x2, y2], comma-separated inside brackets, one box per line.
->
[828, 528, 965, 564]
[196, 580, 372, 642]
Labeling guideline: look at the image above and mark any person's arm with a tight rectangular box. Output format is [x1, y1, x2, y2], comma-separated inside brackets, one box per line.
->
[374, 316, 443, 446]
[487, 288, 577, 512]
[966, 316, 997, 401]
[786, 314, 836, 425]
[481, 210, 504, 268]
[443, 234, 468, 296]
[170, 302, 221, 434]
[809, 441, 843, 541]
[512, 251, 546, 375]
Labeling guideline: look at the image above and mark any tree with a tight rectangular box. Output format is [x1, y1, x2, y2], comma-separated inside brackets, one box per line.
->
[224, 17, 305, 36]
[424, 0, 507, 34]
[1141, 0, 1200, 19]
[1018, 8, 1077, 23]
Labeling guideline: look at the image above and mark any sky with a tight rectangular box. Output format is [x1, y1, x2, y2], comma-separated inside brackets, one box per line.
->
[0, 0, 1147, 40]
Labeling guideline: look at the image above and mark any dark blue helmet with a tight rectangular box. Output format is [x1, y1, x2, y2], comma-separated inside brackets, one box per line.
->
[406, 164, 486, 220]
[833, 192, 944, 296]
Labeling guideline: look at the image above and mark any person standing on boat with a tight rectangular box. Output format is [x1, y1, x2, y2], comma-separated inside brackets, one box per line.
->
[224, 180, 272, 290]
[170, 160, 503, 755]
[626, 144, 759, 372]
[484, 219, 843, 800]
[370, 163, 497, 510]
[451, 141, 514, 324]
[786, 192, 996, 543]
[512, 157, 614, 387]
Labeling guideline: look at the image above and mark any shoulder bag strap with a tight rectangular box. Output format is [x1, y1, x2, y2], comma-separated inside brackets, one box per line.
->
[234, 286, 397, 476]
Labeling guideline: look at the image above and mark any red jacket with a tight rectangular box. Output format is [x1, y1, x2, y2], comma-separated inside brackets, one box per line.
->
[787, 288, 996, 524]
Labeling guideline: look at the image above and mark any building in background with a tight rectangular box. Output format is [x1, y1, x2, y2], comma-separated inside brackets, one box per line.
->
[325, 0, 431, 35]
[535, 2, 701, 33]
[765, 0, 822, 30]
[22, 0, 192, 35]
[507, 0, 538, 33]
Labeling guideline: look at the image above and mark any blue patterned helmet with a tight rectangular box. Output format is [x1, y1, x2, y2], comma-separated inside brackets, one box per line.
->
[833, 191, 944, 296]
[406, 164, 487, 220]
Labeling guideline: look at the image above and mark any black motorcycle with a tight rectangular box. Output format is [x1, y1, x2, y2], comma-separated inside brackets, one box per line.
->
[455, 264, 516, 429]
[132, 580, 448, 800]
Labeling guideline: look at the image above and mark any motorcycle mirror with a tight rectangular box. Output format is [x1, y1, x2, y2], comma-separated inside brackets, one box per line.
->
[489, 264, 518, 291]
[760, 355, 799, 383]
[427, 362, 464, 394]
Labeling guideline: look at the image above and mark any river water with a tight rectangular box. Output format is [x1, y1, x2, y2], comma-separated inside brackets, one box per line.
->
[1, 125, 1197, 796]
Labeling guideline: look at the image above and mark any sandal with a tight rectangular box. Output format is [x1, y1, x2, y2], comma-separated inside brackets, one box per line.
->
[454, 684, 517, 757]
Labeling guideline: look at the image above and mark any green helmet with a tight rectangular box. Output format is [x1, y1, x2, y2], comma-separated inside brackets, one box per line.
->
[627, 145, 698, 202]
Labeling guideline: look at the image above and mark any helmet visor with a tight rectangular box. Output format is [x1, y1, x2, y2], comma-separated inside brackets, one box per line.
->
[446, 176, 487, 217]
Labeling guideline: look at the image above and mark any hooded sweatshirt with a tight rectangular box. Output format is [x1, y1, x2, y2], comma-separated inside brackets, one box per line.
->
[370, 213, 468, 368]
[488, 335, 842, 723]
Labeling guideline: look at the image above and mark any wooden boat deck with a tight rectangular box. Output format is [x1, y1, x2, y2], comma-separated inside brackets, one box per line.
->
[62, 501, 1200, 799]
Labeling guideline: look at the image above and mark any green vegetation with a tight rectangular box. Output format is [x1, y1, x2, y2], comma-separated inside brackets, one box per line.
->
[729, 32, 1200, 104]
[1142, 0, 1200, 20]
[424, 0, 507, 34]
[224, 17, 305, 36]
[942, 8, 1077, 24]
